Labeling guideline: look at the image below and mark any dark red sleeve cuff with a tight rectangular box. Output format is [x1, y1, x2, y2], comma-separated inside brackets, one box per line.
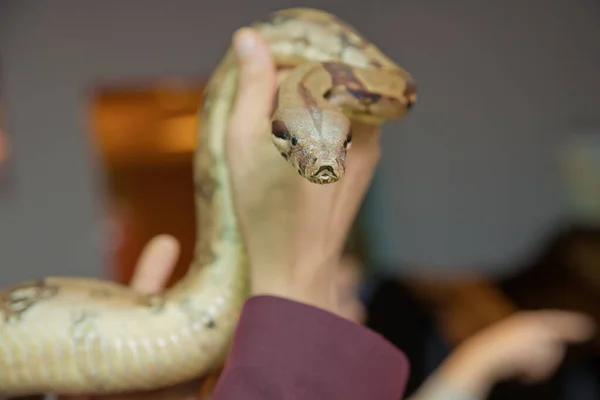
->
[212, 295, 409, 400]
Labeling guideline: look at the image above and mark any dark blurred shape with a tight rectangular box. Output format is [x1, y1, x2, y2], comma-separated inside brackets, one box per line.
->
[365, 278, 432, 397]
[502, 223, 600, 357]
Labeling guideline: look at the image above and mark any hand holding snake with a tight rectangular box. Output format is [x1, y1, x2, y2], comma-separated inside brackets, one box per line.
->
[0, 8, 416, 397]
[227, 28, 393, 308]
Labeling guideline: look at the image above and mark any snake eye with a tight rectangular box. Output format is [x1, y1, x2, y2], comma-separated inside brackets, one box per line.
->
[344, 134, 352, 149]
[272, 120, 291, 140]
[291, 136, 298, 146]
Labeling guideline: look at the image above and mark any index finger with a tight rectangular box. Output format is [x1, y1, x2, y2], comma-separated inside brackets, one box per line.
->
[525, 310, 596, 343]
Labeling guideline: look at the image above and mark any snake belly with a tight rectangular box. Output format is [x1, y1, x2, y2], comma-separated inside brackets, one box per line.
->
[0, 8, 416, 396]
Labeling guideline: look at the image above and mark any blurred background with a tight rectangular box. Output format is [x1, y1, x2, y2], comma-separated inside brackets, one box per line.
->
[0, 0, 599, 399]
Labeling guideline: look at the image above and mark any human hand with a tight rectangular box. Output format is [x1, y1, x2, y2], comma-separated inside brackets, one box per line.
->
[226, 28, 381, 314]
[433, 310, 596, 398]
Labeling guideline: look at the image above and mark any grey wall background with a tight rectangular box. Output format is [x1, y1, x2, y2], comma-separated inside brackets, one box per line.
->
[0, 0, 599, 285]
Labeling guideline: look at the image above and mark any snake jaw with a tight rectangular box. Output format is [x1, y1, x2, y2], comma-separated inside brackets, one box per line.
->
[309, 165, 340, 185]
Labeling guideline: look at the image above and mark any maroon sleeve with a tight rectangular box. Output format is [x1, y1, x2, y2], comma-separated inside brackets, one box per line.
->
[211, 295, 409, 400]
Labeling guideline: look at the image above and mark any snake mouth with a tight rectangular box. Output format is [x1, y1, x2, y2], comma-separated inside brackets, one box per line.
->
[310, 166, 338, 184]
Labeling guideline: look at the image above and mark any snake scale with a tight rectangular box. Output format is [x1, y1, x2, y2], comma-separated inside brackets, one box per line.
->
[0, 8, 416, 396]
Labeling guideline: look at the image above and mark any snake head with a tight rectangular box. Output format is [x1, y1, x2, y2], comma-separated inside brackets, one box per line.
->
[271, 107, 352, 185]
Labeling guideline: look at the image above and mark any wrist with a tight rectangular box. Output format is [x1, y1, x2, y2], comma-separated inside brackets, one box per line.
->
[250, 261, 338, 311]
[434, 344, 498, 399]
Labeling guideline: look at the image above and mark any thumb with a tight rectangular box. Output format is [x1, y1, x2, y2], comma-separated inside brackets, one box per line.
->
[228, 28, 277, 150]
[130, 234, 180, 294]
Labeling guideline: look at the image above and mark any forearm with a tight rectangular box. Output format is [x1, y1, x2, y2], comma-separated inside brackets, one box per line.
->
[406, 346, 494, 400]
[406, 374, 483, 400]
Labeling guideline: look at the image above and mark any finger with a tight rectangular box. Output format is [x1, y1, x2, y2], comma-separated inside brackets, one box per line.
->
[130, 234, 181, 294]
[523, 310, 596, 343]
[228, 28, 277, 148]
[518, 342, 565, 384]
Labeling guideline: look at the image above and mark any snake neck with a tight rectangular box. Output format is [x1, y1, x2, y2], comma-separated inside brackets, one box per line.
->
[166, 50, 249, 303]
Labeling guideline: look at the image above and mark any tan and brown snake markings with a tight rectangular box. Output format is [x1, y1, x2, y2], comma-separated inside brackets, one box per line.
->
[0, 8, 416, 396]
[0, 280, 60, 324]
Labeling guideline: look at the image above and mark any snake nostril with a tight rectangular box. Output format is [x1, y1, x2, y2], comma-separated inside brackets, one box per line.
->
[314, 165, 335, 177]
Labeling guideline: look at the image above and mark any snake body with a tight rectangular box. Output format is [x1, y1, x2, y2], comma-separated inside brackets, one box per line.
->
[0, 8, 415, 396]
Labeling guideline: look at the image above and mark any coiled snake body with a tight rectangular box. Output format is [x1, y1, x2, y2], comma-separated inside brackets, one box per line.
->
[0, 8, 416, 396]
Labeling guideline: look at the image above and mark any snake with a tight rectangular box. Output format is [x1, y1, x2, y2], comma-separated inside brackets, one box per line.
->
[0, 8, 416, 396]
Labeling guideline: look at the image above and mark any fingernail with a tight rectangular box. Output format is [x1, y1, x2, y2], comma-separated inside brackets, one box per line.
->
[234, 28, 256, 60]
